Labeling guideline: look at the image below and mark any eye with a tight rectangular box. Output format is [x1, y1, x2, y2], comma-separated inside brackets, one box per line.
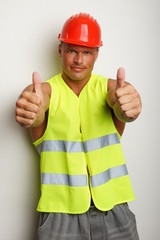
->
[69, 49, 77, 54]
[83, 51, 91, 55]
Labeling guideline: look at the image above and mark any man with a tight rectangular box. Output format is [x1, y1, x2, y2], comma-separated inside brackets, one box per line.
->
[16, 13, 141, 240]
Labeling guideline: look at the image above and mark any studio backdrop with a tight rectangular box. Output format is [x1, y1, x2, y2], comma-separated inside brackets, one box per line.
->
[0, 0, 160, 239]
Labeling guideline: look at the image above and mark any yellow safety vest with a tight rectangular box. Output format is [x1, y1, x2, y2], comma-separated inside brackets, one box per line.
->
[34, 73, 135, 214]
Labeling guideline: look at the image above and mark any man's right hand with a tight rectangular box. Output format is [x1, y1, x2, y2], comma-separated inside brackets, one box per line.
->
[16, 72, 45, 128]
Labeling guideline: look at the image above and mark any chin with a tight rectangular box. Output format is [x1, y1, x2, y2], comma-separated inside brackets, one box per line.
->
[69, 73, 86, 81]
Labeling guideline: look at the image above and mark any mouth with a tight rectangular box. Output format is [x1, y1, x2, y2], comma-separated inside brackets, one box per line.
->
[70, 66, 85, 72]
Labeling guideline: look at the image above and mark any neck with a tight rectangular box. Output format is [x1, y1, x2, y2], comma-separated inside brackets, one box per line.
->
[62, 73, 91, 96]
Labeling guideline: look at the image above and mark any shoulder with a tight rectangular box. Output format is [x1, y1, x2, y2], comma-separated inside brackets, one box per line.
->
[91, 74, 108, 90]
[44, 73, 62, 97]
[92, 73, 108, 82]
[42, 73, 62, 98]
[41, 82, 51, 98]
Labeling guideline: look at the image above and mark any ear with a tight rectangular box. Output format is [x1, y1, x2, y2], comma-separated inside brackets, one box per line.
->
[94, 49, 99, 61]
[58, 44, 62, 56]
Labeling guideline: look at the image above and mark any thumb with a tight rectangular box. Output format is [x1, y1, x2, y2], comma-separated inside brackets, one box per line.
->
[32, 72, 42, 96]
[116, 67, 125, 89]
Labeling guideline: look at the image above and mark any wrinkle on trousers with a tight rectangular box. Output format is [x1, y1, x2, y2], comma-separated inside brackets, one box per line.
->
[37, 203, 139, 240]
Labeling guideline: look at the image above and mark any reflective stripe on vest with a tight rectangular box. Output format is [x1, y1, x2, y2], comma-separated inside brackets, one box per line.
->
[84, 133, 119, 152]
[36, 133, 120, 154]
[42, 173, 88, 187]
[41, 164, 128, 188]
[36, 140, 84, 154]
[91, 164, 128, 187]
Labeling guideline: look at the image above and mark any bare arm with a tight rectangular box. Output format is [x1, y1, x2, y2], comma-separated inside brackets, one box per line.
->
[16, 72, 51, 142]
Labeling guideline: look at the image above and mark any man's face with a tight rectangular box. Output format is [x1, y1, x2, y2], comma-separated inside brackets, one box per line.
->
[59, 43, 99, 83]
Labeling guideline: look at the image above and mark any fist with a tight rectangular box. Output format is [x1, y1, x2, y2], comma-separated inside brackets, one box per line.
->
[115, 67, 142, 121]
[16, 72, 45, 128]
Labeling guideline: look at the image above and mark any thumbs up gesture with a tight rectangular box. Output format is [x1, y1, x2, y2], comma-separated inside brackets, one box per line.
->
[32, 72, 43, 97]
[16, 72, 46, 128]
[116, 67, 125, 89]
[107, 68, 142, 122]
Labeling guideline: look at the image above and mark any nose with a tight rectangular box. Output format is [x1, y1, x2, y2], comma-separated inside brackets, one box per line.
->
[74, 52, 83, 64]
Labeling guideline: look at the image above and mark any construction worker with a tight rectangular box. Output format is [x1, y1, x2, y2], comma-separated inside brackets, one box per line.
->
[16, 13, 141, 240]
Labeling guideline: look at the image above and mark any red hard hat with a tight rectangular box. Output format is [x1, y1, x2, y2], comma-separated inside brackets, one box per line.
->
[58, 13, 103, 47]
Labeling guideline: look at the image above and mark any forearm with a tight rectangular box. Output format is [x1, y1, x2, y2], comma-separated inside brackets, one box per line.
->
[30, 114, 47, 142]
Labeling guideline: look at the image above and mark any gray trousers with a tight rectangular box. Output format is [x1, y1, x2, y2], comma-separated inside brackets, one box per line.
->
[37, 203, 139, 240]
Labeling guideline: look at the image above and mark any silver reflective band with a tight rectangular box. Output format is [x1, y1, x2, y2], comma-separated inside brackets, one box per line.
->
[36, 133, 119, 154]
[91, 164, 128, 188]
[42, 173, 88, 187]
[84, 133, 119, 152]
[36, 140, 84, 154]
